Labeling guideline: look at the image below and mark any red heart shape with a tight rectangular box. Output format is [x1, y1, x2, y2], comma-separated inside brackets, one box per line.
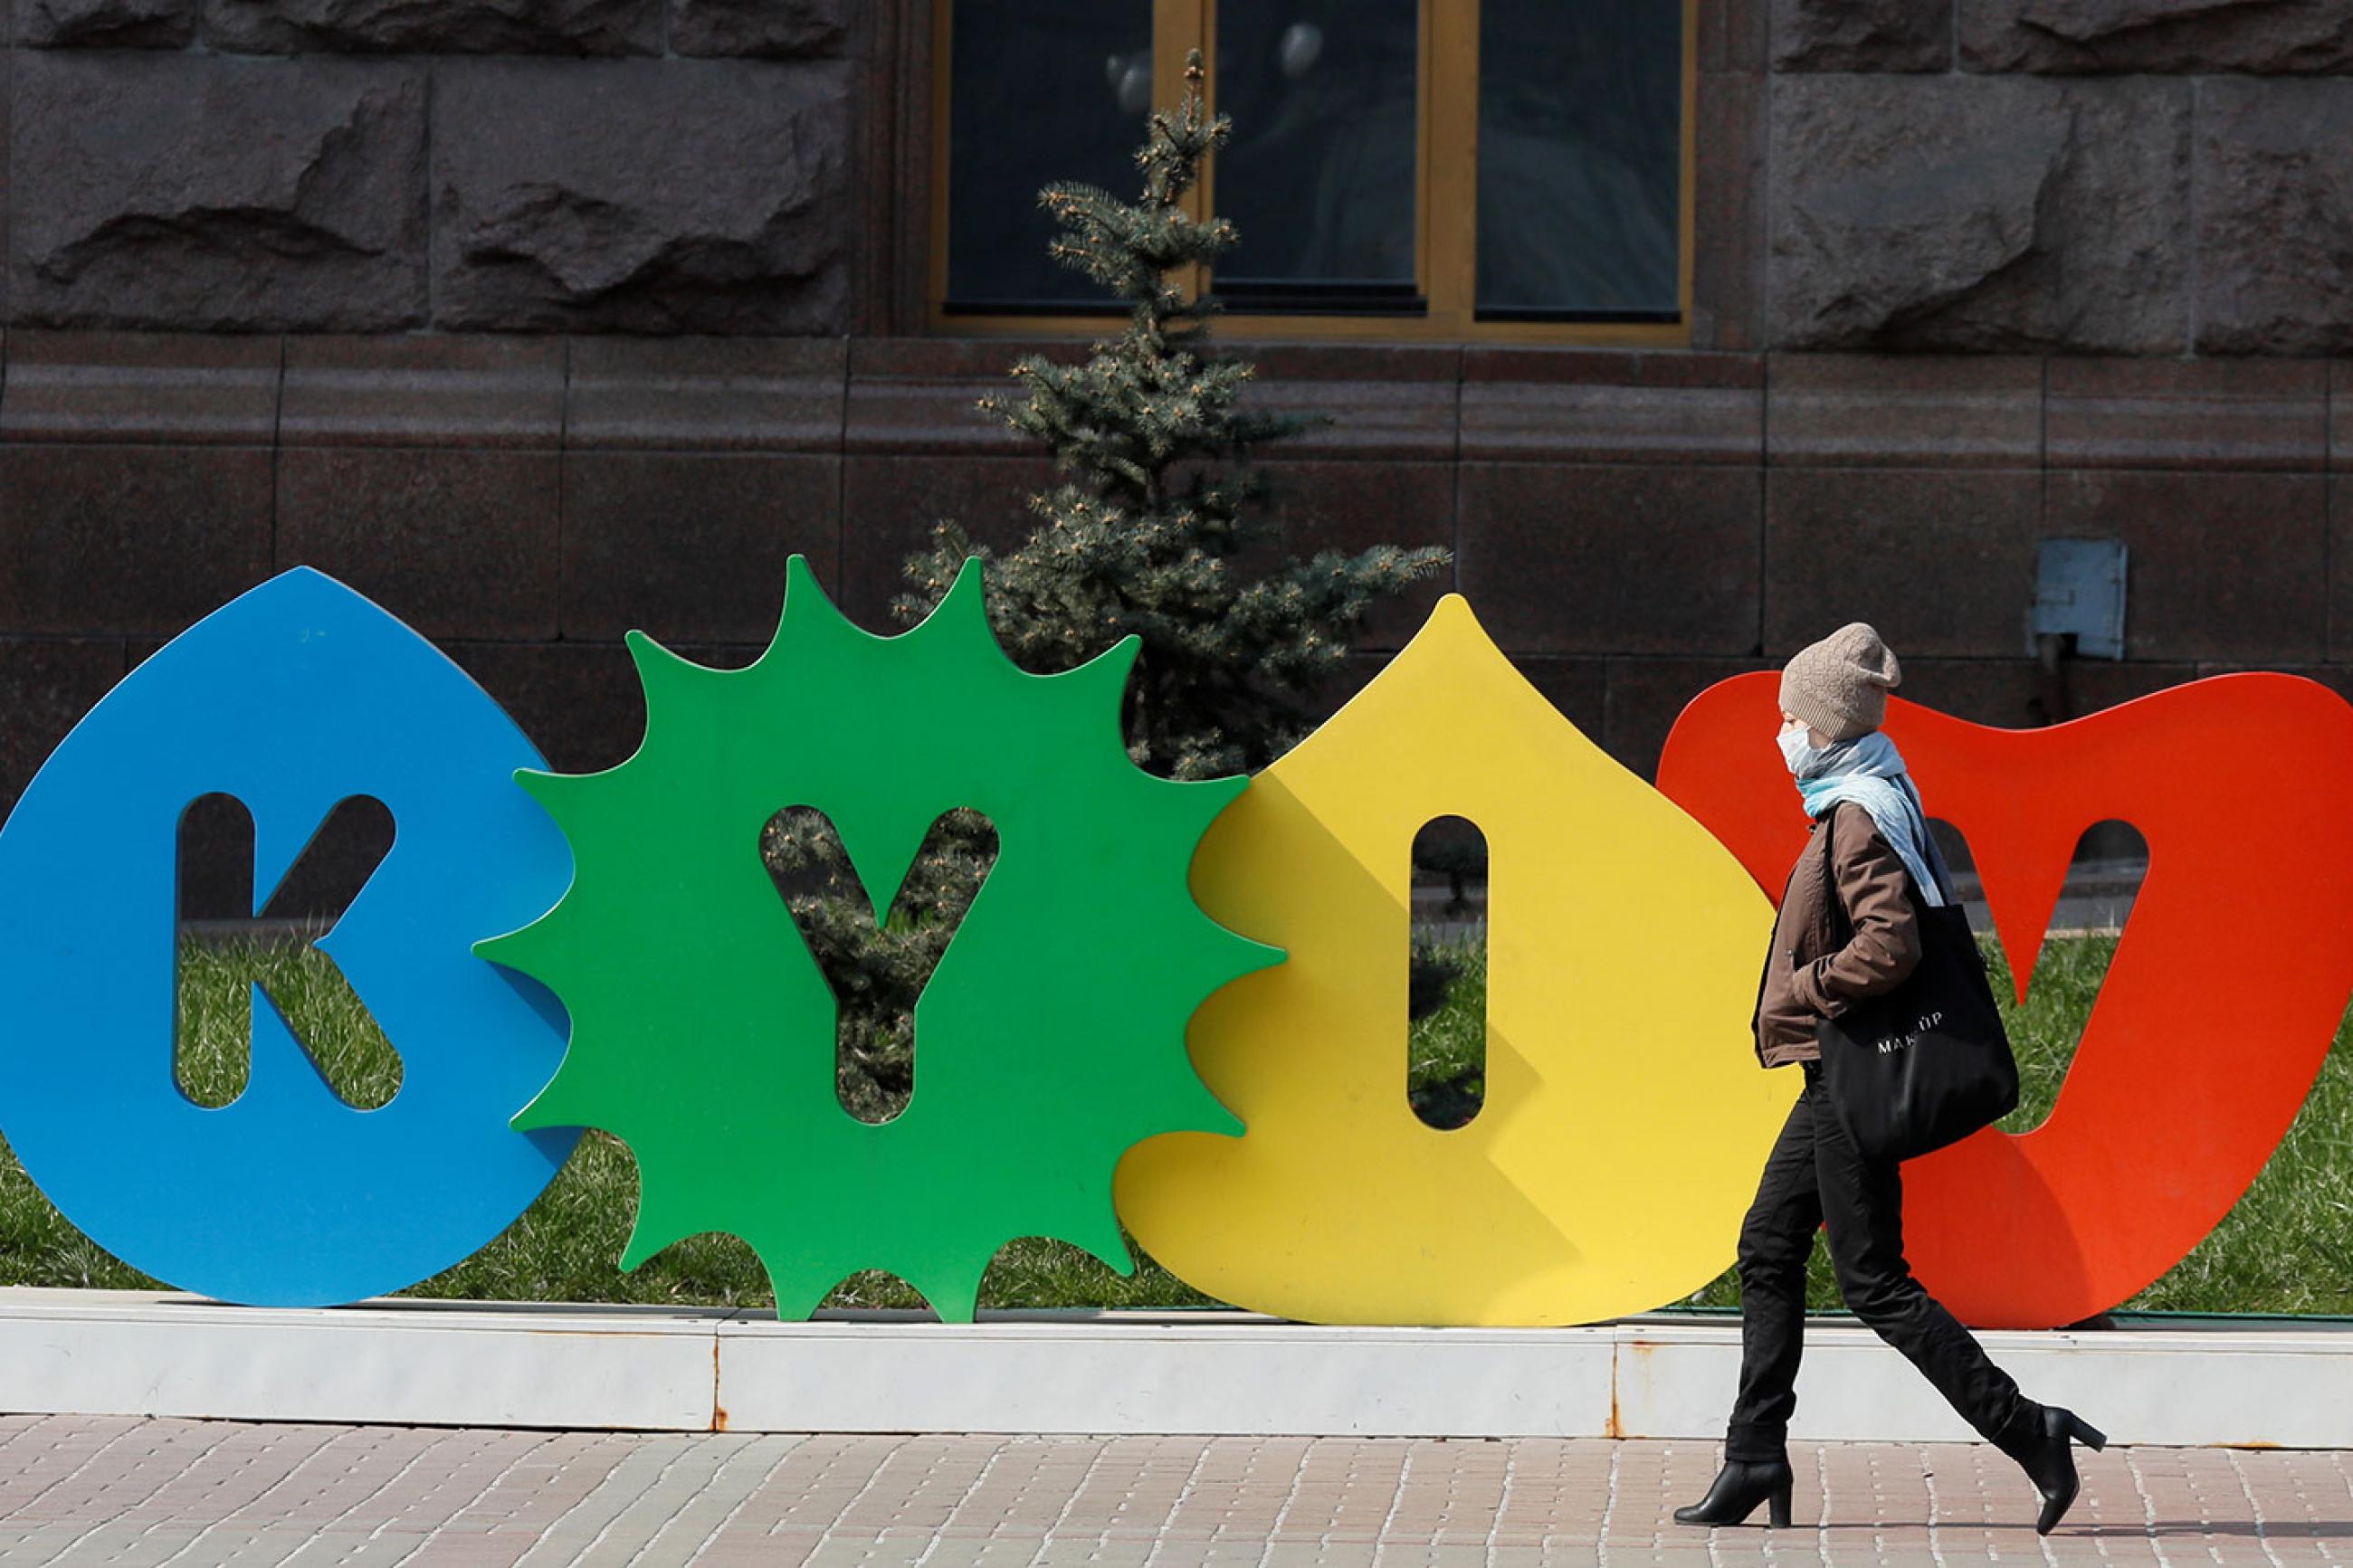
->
[1659, 672, 2353, 1328]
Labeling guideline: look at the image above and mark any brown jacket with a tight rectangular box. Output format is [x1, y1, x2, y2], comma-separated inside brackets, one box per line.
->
[1753, 802, 1924, 1067]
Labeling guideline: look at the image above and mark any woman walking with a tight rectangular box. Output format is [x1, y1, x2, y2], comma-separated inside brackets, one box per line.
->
[1672, 623, 2105, 1535]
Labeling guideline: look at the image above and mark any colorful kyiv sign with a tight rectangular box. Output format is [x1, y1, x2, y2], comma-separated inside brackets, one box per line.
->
[1, 563, 2346, 1329]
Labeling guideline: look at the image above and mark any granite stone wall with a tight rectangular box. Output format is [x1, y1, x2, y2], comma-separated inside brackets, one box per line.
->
[4, 333, 2348, 828]
[1, 0, 855, 333]
[3, 0, 2352, 833]
[8, 0, 2349, 349]
[1762, 0, 2353, 355]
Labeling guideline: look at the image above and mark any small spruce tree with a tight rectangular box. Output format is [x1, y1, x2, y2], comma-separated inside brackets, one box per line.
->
[768, 52, 1452, 1120]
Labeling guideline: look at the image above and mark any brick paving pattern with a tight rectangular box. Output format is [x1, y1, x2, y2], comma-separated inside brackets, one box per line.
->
[0, 1417, 2342, 1565]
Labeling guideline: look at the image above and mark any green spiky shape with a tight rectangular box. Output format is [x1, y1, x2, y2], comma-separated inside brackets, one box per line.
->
[478, 555, 1280, 1321]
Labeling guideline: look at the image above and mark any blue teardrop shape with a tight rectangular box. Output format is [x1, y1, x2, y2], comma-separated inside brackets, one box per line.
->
[0, 568, 577, 1305]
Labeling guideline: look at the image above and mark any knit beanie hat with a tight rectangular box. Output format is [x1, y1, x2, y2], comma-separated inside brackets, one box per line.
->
[1780, 622, 1900, 742]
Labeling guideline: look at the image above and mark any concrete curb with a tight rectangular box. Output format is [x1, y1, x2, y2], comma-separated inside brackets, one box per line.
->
[0, 1289, 2341, 1447]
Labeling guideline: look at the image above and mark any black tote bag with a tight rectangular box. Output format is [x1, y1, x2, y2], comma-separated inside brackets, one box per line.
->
[1814, 864, 2020, 1166]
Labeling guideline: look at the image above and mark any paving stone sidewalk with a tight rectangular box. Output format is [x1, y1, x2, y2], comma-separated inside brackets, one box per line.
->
[0, 1415, 2342, 1566]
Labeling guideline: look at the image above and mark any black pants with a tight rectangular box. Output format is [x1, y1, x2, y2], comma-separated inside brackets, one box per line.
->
[1725, 1061, 2042, 1463]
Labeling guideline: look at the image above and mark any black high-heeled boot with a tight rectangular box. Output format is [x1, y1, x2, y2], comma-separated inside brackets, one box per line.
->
[1672, 1459, 1795, 1528]
[2015, 1406, 2107, 1535]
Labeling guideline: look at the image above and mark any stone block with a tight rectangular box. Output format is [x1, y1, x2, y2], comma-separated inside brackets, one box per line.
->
[1772, 0, 1949, 71]
[0, 329, 279, 444]
[1252, 461, 1456, 653]
[669, 0, 843, 57]
[0, 444, 272, 637]
[1767, 355, 2043, 468]
[567, 335, 847, 451]
[843, 372, 1036, 459]
[848, 337, 1088, 380]
[10, 52, 426, 331]
[1462, 349, 1765, 391]
[1518, 656, 1609, 746]
[273, 448, 560, 641]
[839, 454, 1058, 632]
[2317, 486, 2353, 668]
[1298, 650, 1388, 732]
[560, 451, 841, 644]
[1, 54, 9, 324]
[1458, 349, 1762, 466]
[1457, 463, 1762, 656]
[856, 340, 1459, 461]
[861, 345, 1442, 460]
[2046, 357, 2329, 470]
[1604, 657, 1775, 782]
[843, 338, 1095, 456]
[1892, 657, 2199, 731]
[1692, 71, 1767, 354]
[16, 0, 189, 48]
[2196, 80, 2353, 356]
[431, 58, 852, 334]
[2335, 363, 2353, 471]
[280, 334, 564, 449]
[1892, 660, 2043, 740]
[444, 641, 646, 777]
[1764, 469, 2043, 658]
[1767, 75, 2191, 354]
[1960, 0, 2353, 73]
[199, 0, 656, 54]
[2064, 659, 2206, 713]
[0, 638, 125, 818]
[2045, 470, 2327, 663]
[1700, 0, 1769, 71]
[1237, 345, 1462, 462]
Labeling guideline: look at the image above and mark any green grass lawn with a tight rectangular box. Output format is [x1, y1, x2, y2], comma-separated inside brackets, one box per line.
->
[3, 929, 2346, 1318]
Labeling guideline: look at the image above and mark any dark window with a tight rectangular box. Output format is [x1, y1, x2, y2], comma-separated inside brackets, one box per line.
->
[935, 0, 1689, 334]
[1474, 0, 1682, 320]
[944, 0, 1155, 312]
[1210, 2, 1423, 315]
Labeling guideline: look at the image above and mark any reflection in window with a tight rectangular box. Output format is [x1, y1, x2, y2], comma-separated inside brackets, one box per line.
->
[1211, 2, 1421, 313]
[946, 0, 1154, 310]
[1475, 0, 1681, 319]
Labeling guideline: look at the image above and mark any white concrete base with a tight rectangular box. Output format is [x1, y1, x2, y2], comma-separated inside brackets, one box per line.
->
[0, 1288, 2345, 1448]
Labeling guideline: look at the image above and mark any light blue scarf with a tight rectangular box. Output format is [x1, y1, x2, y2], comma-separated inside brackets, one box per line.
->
[1790, 730, 1954, 908]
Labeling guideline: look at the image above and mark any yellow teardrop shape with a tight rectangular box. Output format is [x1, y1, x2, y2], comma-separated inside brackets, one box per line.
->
[1116, 594, 1798, 1326]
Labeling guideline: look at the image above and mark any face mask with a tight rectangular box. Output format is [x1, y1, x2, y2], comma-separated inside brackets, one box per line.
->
[1776, 724, 1815, 776]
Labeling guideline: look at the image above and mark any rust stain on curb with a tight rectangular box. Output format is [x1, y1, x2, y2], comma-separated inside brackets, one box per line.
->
[1610, 1342, 1646, 1440]
[711, 1338, 729, 1431]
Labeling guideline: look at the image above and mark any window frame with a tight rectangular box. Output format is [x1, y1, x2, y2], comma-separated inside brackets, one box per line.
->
[926, 0, 1699, 346]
